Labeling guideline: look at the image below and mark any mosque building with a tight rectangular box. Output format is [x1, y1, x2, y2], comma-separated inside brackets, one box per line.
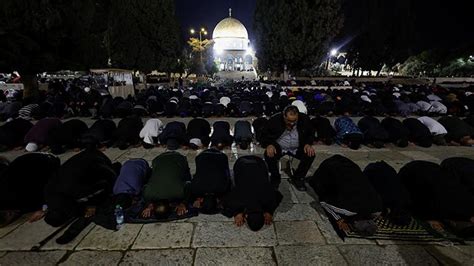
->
[212, 9, 256, 72]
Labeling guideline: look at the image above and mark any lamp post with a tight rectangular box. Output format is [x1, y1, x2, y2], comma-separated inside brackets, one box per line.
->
[190, 28, 208, 64]
[327, 49, 338, 71]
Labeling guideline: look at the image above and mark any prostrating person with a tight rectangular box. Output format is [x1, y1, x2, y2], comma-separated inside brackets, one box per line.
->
[223, 156, 283, 231]
[308, 155, 383, 236]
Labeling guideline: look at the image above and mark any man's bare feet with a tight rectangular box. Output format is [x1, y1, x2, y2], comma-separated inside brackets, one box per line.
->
[337, 219, 350, 232]
[84, 207, 96, 218]
[141, 203, 155, 218]
[175, 203, 188, 216]
[28, 210, 45, 223]
[234, 213, 245, 227]
[428, 220, 445, 232]
[264, 212, 273, 225]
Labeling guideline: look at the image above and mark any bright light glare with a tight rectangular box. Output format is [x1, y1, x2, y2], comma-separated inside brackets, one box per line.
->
[246, 47, 254, 55]
[330, 49, 338, 56]
[190, 29, 195, 34]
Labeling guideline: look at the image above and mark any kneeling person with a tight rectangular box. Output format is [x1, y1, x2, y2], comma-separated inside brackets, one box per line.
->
[223, 156, 283, 231]
[142, 152, 191, 218]
[191, 148, 231, 214]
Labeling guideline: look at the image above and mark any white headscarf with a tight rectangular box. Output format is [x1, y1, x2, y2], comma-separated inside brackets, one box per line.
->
[139, 119, 164, 145]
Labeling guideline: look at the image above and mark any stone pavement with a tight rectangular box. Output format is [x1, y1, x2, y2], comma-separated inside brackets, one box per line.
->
[1, 143, 474, 265]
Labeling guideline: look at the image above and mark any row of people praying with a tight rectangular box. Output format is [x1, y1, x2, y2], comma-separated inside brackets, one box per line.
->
[2, 107, 474, 155]
[2, 80, 474, 121]
[1, 149, 473, 240]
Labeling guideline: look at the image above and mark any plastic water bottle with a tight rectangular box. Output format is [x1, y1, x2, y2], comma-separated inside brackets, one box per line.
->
[115, 205, 124, 230]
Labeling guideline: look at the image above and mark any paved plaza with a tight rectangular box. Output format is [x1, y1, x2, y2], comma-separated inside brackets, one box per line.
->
[0, 118, 474, 265]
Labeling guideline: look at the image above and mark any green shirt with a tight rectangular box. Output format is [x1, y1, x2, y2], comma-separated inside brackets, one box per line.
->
[143, 152, 191, 201]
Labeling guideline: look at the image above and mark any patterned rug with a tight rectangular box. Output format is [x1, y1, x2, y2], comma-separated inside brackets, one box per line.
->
[324, 210, 463, 243]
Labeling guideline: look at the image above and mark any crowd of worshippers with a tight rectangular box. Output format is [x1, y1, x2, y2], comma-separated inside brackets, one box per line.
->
[2, 103, 474, 155]
[1, 149, 473, 241]
[2, 78, 474, 122]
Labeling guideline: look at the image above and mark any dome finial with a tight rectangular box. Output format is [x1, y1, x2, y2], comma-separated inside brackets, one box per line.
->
[229, 8, 232, 17]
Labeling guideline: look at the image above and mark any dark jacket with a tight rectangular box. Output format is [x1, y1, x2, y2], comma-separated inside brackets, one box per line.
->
[191, 149, 231, 196]
[223, 156, 283, 217]
[260, 112, 314, 149]
[186, 118, 211, 146]
[308, 155, 382, 216]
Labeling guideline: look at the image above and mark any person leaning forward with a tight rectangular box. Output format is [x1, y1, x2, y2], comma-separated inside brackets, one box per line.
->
[260, 105, 315, 191]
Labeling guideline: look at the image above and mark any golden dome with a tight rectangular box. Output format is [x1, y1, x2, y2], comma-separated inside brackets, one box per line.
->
[212, 17, 249, 40]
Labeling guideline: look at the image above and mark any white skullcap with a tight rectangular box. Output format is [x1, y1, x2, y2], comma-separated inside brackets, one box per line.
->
[26, 142, 38, 152]
[360, 95, 372, 103]
[189, 138, 203, 147]
[84, 87, 91, 93]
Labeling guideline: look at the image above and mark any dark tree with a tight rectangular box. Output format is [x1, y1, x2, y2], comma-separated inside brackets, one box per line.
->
[0, 0, 109, 92]
[344, 0, 415, 75]
[108, 0, 182, 74]
[254, 0, 343, 74]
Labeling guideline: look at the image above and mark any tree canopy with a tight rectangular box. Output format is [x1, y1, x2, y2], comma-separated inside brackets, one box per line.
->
[0, 0, 182, 74]
[254, 0, 343, 74]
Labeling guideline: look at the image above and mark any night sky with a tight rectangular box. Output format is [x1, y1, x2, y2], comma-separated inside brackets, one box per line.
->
[175, 0, 473, 52]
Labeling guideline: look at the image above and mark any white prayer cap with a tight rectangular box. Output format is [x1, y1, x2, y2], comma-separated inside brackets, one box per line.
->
[360, 95, 372, 103]
[266, 91, 273, 98]
[466, 92, 473, 97]
[172, 88, 178, 92]
[244, 88, 250, 92]
[84, 87, 91, 93]
[25, 142, 38, 152]
[158, 86, 164, 90]
[280, 91, 287, 97]
[393, 87, 400, 92]
[393, 92, 401, 98]
[353, 89, 359, 93]
[219, 97, 231, 107]
[189, 95, 198, 100]
[343, 81, 350, 86]
[189, 138, 203, 148]
[291, 100, 307, 114]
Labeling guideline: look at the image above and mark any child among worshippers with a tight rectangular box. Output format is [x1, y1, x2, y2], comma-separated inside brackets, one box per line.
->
[223, 156, 283, 231]
[24, 117, 62, 152]
[363, 162, 411, 225]
[0, 153, 60, 226]
[399, 161, 474, 237]
[139, 119, 164, 149]
[80, 119, 117, 149]
[438, 116, 474, 146]
[41, 148, 120, 227]
[191, 148, 231, 214]
[210, 121, 233, 149]
[186, 118, 211, 150]
[141, 152, 191, 218]
[402, 118, 433, 148]
[252, 117, 268, 144]
[417, 116, 448, 146]
[381, 117, 409, 147]
[311, 116, 336, 145]
[0, 118, 33, 152]
[158, 121, 187, 150]
[48, 119, 89, 154]
[357, 116, 389, 149]
[234, 120, 253, 150]
[114, 116, 144, 150]
[113, 159, 150, 204]
[308, 155, 383, 236]
[334, 115, 364, 150]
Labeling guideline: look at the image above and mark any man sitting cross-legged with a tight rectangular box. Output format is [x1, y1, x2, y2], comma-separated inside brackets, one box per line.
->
[261, 105, 315, 190]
